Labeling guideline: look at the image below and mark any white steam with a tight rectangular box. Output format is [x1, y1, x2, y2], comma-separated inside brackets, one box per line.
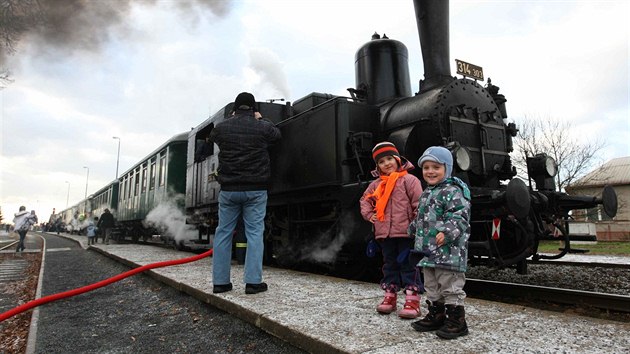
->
[298, 213, 356, 263]
[300, 229, 349, 263]
[143, 198, 197, 242]
[249, 48, 291, 99]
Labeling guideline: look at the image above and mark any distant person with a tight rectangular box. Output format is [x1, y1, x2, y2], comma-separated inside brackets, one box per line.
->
[55, 216, 63, 235]
[360, 142, 424, 318]
[86, 217, 98, 246]
[29, 210, 38, 228]
[97, 209, 115, 244]
[48, 211, 57, 233]
[70, 212, 80, 235]
[13, 206, 36, 252]
[409, 146, 471, 339]
[209, 92, 281, 294]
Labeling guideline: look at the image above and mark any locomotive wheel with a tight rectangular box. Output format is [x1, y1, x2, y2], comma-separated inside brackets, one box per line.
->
[488, 217, 534, 267]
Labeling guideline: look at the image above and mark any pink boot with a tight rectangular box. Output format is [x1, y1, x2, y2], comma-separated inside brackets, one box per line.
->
[398, 292, 421, 319]
[376, 291, 397, 314]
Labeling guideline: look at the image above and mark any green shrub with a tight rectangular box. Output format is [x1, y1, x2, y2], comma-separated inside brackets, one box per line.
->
[536, 241, 630, 256]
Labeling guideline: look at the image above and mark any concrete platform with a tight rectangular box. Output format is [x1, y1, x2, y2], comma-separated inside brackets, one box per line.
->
[48, 233, 630, 353]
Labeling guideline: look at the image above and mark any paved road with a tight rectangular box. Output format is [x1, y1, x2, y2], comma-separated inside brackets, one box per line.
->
[33, 234, 305, 353]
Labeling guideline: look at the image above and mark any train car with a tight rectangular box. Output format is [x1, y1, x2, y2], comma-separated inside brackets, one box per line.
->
[89, 181, 119, 221]
[186, 0, 617, 277]
[116, 132, 188, 242]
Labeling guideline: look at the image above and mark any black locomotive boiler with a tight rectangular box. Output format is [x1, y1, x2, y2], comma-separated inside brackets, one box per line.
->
[187, 0, 617, 277]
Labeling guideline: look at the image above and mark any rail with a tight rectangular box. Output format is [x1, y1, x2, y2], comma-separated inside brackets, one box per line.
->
[466, 278, 630, 313]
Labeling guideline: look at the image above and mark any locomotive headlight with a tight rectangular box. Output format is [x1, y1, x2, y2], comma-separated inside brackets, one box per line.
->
[545, 156, 558, 177]
[454, 146, 471, 171]
[527, 154, 558, 178]
[445, 142, 471, 172]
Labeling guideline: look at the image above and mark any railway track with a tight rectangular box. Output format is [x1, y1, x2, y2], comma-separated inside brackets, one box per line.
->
[466, 278, 630, 313]
[530, 260, 630, 269]
[0, 240, 19, 251]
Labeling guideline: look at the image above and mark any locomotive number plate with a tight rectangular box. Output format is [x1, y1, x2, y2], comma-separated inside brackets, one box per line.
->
[455, 59, 484, 81]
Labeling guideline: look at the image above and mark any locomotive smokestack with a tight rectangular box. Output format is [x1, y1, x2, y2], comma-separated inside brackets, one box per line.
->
[413, 0, 452, 93]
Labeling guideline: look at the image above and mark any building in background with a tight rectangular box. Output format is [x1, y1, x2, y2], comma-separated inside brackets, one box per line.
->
[566, 157, 630, 241]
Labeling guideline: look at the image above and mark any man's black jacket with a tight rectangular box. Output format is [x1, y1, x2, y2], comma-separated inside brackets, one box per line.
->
[209, 110, 281, 191]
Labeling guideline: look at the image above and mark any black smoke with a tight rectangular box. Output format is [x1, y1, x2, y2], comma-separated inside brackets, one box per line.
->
[1, 0, 233, 66]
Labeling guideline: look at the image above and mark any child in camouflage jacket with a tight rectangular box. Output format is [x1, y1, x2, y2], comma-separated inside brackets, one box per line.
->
[409, 146, 471, 339]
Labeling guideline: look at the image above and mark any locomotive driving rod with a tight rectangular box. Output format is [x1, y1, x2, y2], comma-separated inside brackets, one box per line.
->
[0, 248, 213, 322]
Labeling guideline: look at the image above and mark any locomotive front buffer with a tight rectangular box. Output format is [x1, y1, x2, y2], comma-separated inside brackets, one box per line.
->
[470, 153, 618, 274]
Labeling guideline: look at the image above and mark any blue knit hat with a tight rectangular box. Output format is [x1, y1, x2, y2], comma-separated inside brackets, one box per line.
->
[418, 146, 453, 181]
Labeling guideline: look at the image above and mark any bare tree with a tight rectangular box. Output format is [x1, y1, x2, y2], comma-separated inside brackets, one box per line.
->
[0, 70, 12, 88]
[512, 116, 606, 192]
[1, 0, 44, 88]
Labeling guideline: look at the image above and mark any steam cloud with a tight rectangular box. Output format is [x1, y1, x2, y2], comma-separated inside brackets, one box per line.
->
[298, 212, 356, 264]
[144, 197, 197, 243]
[1, 0, 233, 66]
[249, 48, 291, 99]
[300, 229, 349, 263]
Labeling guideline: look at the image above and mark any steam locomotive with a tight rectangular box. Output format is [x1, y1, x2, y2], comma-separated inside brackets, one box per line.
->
[186, 0, 617, 276]
[60, 0, 617, 277]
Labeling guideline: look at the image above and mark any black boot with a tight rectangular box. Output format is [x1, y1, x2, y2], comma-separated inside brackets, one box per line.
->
[436, 305, 468, 339]
[412, 300, 445, 332]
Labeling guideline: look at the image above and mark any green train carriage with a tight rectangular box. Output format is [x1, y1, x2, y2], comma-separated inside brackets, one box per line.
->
[116, 132, 188, 242]
[89, 181, 119, 221]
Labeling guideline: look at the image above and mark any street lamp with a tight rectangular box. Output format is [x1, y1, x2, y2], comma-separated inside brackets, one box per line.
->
[113, 136, 121, 179]
[83, 166, 89, 216]
[83, 166, 90, 198]
[65, 181, 70, 208]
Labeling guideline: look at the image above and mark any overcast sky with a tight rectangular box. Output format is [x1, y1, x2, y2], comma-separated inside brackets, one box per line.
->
[1, 0, 628, 223]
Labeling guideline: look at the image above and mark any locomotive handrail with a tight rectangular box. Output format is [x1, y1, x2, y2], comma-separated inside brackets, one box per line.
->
[275, 96, 355, 127]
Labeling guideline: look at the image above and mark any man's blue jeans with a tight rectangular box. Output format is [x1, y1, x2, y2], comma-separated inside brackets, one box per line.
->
[212, 190, 267, 285]
[16, 230, 27, 251]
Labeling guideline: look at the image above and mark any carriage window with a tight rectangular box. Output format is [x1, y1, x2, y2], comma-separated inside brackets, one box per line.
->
[142, 164, 148, 193]
[122, 178, 128, 200]
[134, 169, 140, 196]
[194, 124, 214, 162]
[150, 160, 156, 190]
[159, 152, 167, 186]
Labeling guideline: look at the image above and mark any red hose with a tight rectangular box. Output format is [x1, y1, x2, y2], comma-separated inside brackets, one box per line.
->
[0, 248, 213, 322]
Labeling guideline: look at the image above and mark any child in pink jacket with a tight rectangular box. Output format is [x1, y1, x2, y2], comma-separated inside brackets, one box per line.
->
[360, 142, 423, 319]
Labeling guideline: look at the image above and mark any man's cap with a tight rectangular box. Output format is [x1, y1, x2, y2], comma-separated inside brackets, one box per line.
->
[234, 92, 256, 111]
